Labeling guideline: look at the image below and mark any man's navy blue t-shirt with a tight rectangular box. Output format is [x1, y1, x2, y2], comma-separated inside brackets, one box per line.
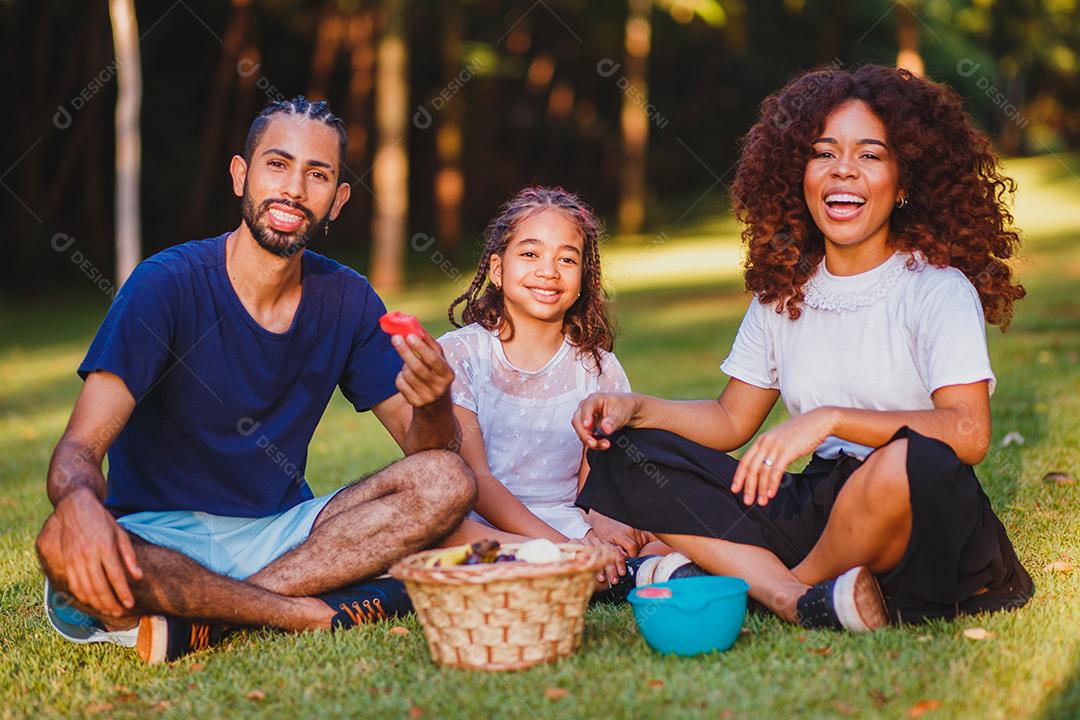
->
[79, 233, 404, 518]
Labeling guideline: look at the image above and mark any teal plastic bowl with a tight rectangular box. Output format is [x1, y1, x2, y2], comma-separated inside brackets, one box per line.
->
[628, 576, 750, 656]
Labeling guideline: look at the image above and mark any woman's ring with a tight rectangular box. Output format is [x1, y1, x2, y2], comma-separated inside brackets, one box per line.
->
[763, 458, 775, 467]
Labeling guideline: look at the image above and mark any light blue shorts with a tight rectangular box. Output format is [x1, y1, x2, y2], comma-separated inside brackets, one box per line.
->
[45, 490, 341, 645]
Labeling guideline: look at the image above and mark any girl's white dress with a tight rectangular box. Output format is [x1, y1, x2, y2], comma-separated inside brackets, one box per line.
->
[439, 323, 631, 538]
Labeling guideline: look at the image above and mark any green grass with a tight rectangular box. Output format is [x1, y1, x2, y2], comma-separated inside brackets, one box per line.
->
[2, 155, 1080, 719]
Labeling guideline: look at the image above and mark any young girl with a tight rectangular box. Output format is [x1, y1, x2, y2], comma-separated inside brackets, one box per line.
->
[573, 64, 1033, 629]
[437, 186, 672, 586]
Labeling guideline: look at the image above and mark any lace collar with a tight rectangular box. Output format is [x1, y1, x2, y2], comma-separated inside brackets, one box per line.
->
[803, 251, 917, 312]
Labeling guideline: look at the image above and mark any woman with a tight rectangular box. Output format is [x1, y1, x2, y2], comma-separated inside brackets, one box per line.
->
[571, 64, 1033, 630]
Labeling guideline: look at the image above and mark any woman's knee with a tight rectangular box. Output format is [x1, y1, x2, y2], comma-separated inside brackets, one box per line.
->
[847, 439, 911, 511]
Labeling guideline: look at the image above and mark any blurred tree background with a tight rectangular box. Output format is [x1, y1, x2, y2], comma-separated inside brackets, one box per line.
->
[2, 0, 1078, 298]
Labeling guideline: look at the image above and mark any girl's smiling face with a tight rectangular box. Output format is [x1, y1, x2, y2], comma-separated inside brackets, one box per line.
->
[803, 99, 904, 253]
[489, 208, 585, 325]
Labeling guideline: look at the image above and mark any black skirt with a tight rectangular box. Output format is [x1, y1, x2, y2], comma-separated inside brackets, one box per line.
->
[576, 426, 1033, 623]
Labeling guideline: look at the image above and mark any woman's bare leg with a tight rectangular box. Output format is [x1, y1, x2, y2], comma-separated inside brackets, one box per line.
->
[792, 440, 911, 584]
[654, 439, 914, 623]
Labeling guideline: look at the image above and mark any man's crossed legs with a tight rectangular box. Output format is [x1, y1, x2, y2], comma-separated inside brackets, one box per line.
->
[36, 450, 476, 662]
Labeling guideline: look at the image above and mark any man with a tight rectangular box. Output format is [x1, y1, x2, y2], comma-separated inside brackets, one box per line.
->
[34, 97, 477, 664]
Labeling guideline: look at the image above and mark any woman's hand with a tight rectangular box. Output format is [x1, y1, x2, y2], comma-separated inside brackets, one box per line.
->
[732, 407, 837, 507]
[571, 393, 640, 450]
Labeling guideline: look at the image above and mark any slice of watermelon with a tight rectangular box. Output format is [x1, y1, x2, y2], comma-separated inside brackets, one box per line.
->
[379, 311, 425, 338]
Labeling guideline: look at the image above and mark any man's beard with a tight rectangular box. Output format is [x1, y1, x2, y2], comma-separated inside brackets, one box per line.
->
[241, 187, 328, 259]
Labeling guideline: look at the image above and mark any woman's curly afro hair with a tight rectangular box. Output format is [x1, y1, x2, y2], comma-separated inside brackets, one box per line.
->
[730, 63, 1024, 329]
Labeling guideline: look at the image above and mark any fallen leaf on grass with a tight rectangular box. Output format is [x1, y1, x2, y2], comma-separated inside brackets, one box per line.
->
[831, 700, 859, 716]
[408, 704, 425, 718]
[869, 688, 889, 707]
[908, 699, 942, 717]
[113, 691, 138, 703]
[388, 626, 411, 636]
[1043, 472, 1075, 486]
[963, 627, 995, 641]
[245, 690, 266, 702]
[150, 700, 173, 711]
[1000, 431, 1025, 447]
[189, 662, 204, 672]
[647, 679, 665, 689]
[808, 646, 832, 656]
[86, 703, 115, 715]
[916, 634, 932, 642]
[544, 687, 569, 700]
[1044, 562, 1074, 573]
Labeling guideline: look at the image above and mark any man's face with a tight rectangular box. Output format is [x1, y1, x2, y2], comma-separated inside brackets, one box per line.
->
[232, 114, 350, 258]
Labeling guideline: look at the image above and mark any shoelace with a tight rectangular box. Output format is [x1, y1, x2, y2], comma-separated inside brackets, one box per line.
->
[338, 598, 387, 625]
[189, 623, 212, 650]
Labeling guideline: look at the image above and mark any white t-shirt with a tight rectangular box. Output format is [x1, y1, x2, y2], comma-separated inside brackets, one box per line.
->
[720, 251, 996, 460]
[439, 323, 632, 538]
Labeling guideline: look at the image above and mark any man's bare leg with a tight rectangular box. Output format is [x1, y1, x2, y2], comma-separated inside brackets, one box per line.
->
[37, 450, 476, 632]
[247, 450, 476, 596]
[40, 526, 333, 631]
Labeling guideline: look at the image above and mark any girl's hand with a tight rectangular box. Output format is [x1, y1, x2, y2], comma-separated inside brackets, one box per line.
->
[571, 393, 640, 450]
[587, 512, 642, 558]
[571, 530, 626, 585]
[732, 407, 837, 507]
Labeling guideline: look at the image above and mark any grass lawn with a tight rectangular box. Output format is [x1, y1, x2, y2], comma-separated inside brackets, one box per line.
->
[2, 154, 1079, 719]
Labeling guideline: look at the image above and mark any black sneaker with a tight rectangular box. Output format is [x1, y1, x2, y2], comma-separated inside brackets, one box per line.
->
[318, 576, 414, 629]
[590, 555, 657, 605]
[796, 566, 888, 632]
[136, 615, 228, 664]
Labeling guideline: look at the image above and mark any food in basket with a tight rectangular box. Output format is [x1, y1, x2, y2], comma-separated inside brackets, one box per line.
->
[420, 539, 567, 568]
[515, 538, 563, 564]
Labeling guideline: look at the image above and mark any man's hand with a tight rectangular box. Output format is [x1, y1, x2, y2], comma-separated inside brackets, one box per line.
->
[53, 487, 142, 617]
[390, 331, 454, 409]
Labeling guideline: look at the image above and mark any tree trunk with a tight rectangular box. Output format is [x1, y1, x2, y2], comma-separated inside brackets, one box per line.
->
[895, 1, 924, 76]
[435, 0, 465, 255]
[616, 0, 650, 236]
[308, 1, 345, 101]
[370, 0, 409, 291]
[109, 0, 142, 286]
[183, 0, 253, 239]
[345, 9, 376, 175]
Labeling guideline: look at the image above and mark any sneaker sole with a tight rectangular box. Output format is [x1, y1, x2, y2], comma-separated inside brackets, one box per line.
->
[833, 567, 888, 632]
[136, 615, 168, 664]
[652, 552, 695, 584]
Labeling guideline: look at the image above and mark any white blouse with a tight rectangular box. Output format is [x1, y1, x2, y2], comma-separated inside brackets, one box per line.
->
[439, 323, 631, 538]
[721, 251, 996, 460]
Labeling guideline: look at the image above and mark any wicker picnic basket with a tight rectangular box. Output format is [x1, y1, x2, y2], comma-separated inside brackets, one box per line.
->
[390, 543, 612, 672]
